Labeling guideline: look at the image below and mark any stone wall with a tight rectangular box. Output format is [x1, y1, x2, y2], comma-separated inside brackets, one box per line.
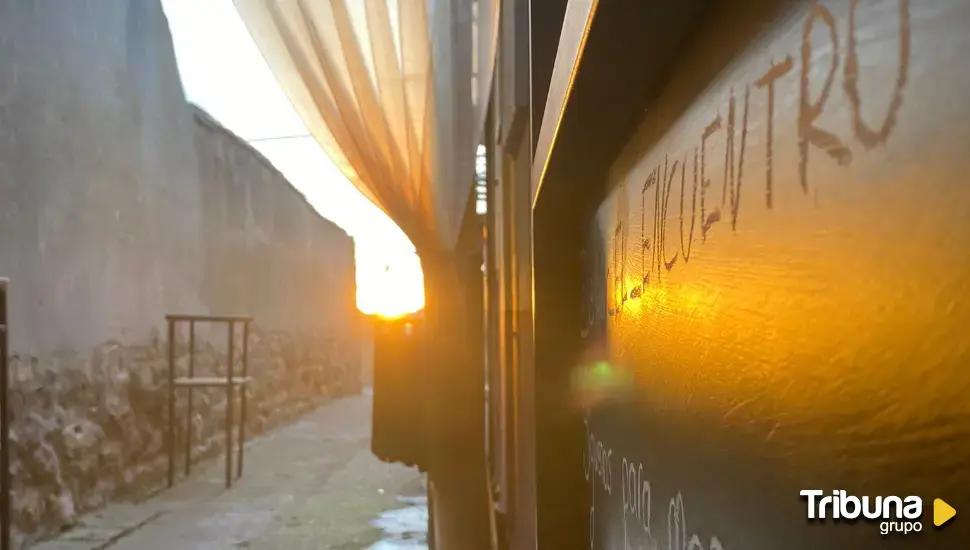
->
[0, 0, 365, 547]
[9, 323, 361, 544]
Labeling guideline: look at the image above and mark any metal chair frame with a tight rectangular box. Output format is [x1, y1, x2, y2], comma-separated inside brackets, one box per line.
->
[165, 314, 252, 490]
[1, 278, 9, 550]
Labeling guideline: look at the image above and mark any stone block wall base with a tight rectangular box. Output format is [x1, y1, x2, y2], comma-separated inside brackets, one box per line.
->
[10, 325, 364, 547]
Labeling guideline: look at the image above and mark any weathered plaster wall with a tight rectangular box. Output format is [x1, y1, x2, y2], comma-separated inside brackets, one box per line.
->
[0, 0, 206, 354]
[193, 107, 358, 335]
[0, 1, 363, 547]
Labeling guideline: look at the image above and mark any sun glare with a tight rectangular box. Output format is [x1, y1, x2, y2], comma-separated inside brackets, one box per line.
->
[355, 246, 425, 318]
[161, 0, 428, 321]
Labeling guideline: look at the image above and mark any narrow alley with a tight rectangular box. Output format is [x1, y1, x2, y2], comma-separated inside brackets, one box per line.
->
[32, 393, 428, 550]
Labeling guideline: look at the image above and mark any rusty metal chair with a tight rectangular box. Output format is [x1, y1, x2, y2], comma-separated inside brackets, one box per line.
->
[165, 314, 252, 490]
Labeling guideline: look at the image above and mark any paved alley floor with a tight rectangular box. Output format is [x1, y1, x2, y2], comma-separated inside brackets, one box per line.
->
[33, 392, 428, 550]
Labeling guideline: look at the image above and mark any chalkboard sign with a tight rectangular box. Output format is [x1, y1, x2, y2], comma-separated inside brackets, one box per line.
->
[578, 1, 969, 548]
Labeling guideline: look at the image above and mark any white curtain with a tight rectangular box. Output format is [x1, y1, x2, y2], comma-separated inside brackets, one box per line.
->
[233, 0, 500, 252]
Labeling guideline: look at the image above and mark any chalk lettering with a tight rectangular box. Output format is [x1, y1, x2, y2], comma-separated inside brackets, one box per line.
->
[844, 0, 910, 149]
[597, 0, 911, 289]
[585, 431, 729, 550]
[642, 171, 657, 288]
[755, 56, 793, 208]
[583, 418, 597, 549]
[640, 464, 652, 534]
[641, 176, 647, 288]
[584, 419, 613, 495]
[669, 492, 687, 550]
[681, 151, 698, 263]
[620, 457, 656, 549]
[700, 117, 723, 240]
[623, 458, 650, 528]
[662, 157, 679, 270]
[602, 444, 610, 490]
[622, 458, 633, 517]
[653, 162, 663, 281]
[798, 2, 852, 194]
[612, 186, 628, 316]
[722, 86, 751, 229]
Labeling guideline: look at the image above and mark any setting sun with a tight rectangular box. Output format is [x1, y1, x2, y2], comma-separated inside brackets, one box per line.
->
[355, 246, 426, 318]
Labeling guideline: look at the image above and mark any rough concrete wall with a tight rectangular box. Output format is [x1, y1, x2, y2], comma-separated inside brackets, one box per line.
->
[0, 0, 206, 355]
[192, 107, 358, 335]
[0, 1, 364, 547]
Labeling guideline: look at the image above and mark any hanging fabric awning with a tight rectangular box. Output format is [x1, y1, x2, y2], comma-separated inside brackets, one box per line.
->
[233, 0, 500, 252]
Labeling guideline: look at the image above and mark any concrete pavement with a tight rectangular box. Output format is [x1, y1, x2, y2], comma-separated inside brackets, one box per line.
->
[32, 392, 428, 550]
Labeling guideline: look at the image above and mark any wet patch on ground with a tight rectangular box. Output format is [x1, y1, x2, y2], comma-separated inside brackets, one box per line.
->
[367, 495, 428, 550]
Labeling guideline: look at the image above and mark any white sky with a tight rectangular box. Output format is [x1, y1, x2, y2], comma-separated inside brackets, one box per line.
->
[160, 0, 425, 315]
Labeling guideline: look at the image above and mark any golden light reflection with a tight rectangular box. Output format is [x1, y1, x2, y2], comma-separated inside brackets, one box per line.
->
[612, 274, 717, 323]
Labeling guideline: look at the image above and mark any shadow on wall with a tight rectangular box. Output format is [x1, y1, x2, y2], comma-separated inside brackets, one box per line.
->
[0, 0, 366, 546]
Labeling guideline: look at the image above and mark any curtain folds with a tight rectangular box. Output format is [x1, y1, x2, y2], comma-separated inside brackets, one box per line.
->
[233, 0, 500, 252]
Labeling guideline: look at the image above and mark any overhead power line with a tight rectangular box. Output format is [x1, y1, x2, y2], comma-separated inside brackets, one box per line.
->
[246, 133, 313, 143]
